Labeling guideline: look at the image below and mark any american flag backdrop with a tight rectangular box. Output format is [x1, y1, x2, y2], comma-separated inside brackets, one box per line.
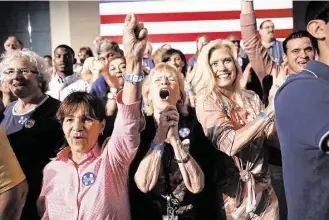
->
[99, 0, 293, 59]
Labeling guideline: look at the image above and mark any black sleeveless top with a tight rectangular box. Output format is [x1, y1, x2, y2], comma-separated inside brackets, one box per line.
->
[129, 109, 218, 220]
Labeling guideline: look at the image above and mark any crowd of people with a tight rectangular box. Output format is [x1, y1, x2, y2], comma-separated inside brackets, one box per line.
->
[0, 1, 329, 220]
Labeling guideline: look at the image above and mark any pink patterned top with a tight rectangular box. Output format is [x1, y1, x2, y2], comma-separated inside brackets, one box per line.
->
[195, 90, 274, 214]
[37, 92, 145, 220]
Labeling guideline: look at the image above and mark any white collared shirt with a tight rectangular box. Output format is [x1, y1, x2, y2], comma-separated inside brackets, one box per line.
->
[46, 73, 91, 101]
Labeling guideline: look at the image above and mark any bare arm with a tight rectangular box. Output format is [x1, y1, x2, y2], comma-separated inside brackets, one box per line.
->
[240, 1, 280, 82]
[170, 139, 204, 193]
[196, 96, 274, 156]
[122, 14, 147, 105]
[134, 106, 178, 192]
[134, 146, 162, 193]
[229, 106, 274, 156]
[0, 181, 28, 220]
[105, 13, 147, 167]
[135, 135, 204, 194]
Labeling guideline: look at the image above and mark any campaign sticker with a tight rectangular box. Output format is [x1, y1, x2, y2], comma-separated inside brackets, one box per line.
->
[82, 172, 96, 186]
[24, 119, 35, 128]
[179, 128, 190, 138]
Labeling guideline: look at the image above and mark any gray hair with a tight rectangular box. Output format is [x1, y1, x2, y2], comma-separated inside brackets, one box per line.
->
[0, 49, 52, 93]
[97, 39, 122, 55]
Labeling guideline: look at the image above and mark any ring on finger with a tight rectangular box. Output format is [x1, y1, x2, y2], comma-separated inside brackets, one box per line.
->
[167, 115, 171, 121]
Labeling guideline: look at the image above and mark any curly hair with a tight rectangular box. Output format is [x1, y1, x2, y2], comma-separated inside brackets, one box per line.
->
[0, 49, 52, 93]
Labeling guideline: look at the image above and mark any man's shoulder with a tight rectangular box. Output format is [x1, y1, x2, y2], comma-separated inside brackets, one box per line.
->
[277, 71, 318, 95]
[274, 71, 326, 114]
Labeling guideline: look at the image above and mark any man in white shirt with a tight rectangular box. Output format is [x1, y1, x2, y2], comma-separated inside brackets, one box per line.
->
[47, 45, 90, 101]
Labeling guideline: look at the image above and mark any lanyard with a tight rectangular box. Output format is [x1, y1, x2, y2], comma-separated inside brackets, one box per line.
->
[162, 145, 179, 219]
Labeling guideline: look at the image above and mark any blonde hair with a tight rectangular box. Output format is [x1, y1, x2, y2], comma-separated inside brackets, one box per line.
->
[190, 39, 244, 111]
[142, 63, 186, 116]
[152, 48, 166, 65]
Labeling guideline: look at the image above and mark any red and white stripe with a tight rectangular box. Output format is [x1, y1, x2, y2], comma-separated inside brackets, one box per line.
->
[99, 0, 293, 59]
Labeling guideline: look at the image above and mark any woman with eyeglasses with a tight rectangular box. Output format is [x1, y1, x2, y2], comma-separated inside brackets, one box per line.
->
[0, 50, 64, 220]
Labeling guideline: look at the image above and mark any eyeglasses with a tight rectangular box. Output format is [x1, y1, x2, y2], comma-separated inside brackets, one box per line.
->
[231, 40, 240, 44]
[3, 68, 37, 77]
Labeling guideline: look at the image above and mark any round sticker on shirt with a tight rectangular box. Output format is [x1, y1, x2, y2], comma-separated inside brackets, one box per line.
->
[179, 128, 190, 139]
[82, 172, 96, 186]
[24, 119, 35, 128]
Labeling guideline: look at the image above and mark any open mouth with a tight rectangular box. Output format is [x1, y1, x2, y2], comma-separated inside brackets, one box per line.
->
[217, 72, 231, 79]
[159, 89, 170, 100]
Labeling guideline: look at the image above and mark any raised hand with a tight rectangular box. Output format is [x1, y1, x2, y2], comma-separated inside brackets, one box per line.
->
[240, 63, 252, 89]
[153, 105, 179, 145]
[123, 13, 148, 62]
[268, 61, 288, 106]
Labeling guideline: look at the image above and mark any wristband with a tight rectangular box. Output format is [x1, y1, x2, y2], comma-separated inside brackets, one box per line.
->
[123, 73, 145, 83]
[151, 143, 164, 156]
[258, 112, 272, 123]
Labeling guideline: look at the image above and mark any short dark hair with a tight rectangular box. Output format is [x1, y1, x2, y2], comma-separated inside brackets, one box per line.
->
[259, 19, 273, 29]
[305, 2, 329, 55]
[57, 92, 105, 124]
[43, 55, 52, 59]
[79, 47, 94, 57]
[161, 48, 187, 76]
[54, 44, 75, 57]
[97, 40, 121, 56]
[283, 30, 316, 54]
[305, 1, 329, 25]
